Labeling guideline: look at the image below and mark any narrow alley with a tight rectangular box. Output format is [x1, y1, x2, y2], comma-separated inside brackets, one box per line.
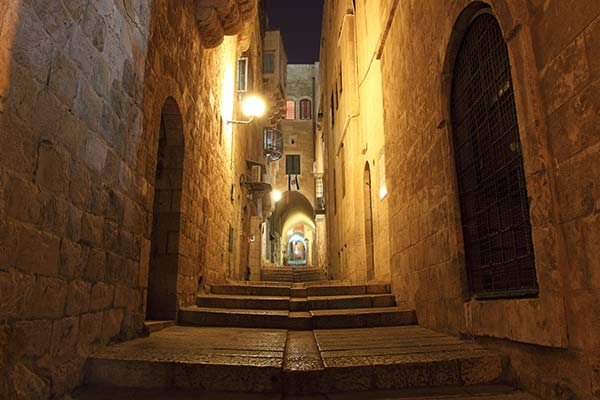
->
[0, 1, 599, 399]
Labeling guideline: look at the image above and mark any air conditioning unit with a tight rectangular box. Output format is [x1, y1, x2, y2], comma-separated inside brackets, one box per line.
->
[251, 165, 262, 183]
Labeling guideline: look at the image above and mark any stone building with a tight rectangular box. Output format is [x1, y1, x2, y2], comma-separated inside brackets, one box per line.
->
[319, 0, 600, 399]
[266, 63, 327, 271]
[0, 0, 277, 396]
[0, 0, 598, 399]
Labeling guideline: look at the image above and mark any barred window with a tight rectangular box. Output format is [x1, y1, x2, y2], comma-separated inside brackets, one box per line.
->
[450, 13, 538, 299]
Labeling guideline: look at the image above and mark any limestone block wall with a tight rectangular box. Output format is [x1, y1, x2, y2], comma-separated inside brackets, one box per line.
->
[0, 1, 152, 398]
[0, 0, 264, 398]
[276, 120, 316, 207]
[377, 0, 600, 398]
[320, 0, 392, 283]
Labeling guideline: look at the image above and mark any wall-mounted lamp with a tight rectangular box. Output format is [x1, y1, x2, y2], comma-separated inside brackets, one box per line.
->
[228, 96, 266, 125]
[272, 190, 282, 203]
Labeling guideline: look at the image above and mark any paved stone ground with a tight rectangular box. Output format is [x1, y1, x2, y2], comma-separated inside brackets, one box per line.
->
[89, 326, 287, 367]
[81, 325, 511, 394]
[86, 325, 494, 371]
[72, 385, 537, 399]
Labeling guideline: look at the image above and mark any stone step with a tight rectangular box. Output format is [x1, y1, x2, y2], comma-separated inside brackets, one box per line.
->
[196, 294, 396, 311]
[178, 306, 416, 329]
[82, 326, 507, 395]
[261, 268, 326, 283]
[72, 385, 537, 400]
[209, 283, 391, 297]
[144, 320, 176, 334]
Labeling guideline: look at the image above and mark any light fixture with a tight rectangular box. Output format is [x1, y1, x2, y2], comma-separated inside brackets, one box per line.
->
[272, 190, 282, 202]
[228, 95, 266, 125]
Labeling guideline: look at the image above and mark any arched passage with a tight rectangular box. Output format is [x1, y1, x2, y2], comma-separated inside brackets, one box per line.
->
[270, 191, 316, 267]
[363, 163, 375, 280]
[147, 97, 185, 320]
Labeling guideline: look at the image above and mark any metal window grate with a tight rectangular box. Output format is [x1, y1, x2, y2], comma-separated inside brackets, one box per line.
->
[450, 14, 538, 299]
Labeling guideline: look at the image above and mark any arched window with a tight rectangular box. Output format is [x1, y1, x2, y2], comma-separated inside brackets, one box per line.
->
[450, 13, 538, 298]
[299, 99, 312, 120]
[286, 100, 296, 119]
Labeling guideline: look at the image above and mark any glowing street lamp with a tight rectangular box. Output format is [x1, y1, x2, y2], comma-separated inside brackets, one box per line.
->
[228, 95, 266, 125]
[272, 190, 282, 203]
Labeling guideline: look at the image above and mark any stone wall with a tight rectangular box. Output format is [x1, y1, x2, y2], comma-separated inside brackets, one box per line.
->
[0, 0, 264, 398]
[0, 1, 152, 397]
[321, 0, 600, 397]
[320, 0, 391, 283]
[376, 0, 600, 398]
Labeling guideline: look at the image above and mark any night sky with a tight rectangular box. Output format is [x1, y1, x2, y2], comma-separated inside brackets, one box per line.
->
[265, 0, 324, 64]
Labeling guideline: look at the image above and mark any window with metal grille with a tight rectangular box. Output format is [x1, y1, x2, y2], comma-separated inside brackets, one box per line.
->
[263, 51, 275, 74]
[299, 99, 312, 120]
[286, 100, 296, 119]
[286, 155, 301, 175]
[450, 13, 538, 299]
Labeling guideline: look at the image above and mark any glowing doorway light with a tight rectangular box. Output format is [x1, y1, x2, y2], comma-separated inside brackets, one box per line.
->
[272, 190, 282, 203]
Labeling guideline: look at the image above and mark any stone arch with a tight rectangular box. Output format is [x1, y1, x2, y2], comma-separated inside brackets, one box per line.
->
[146, 97, 185, 320]
[442, 5, 538, 298]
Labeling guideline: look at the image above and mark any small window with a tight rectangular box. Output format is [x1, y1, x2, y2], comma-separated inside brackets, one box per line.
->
[299, 99, 312, 120]
[286, 100, 296, 119]
[263, 51, 275, 74]
[330, 92, 335, 127]
[286, 155, 301, 175]
[379, 151, 388, 199]
[237, 57, 248, 92]
[333, 167, 338, 215]
[335, 82, 339, 110]
[340, 144, 346, 197]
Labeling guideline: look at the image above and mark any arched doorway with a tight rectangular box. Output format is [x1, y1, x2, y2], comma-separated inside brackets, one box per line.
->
[363, 163, 375, 280]
[147, 97, 185, 320]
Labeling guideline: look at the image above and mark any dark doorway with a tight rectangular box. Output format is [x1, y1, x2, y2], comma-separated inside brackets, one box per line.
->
[450, 13, 538, 298]
[364, 163, 375, 281]
[147, 97, 185, 320]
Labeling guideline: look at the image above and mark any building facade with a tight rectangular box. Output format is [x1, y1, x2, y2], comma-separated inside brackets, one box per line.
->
[0, 0, 276, 397]
[319, 0, 392, 283]
[319, 0, 600, 399]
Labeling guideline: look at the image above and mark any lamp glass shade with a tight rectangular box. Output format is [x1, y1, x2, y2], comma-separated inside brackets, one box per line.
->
[242, 96, 266, 118]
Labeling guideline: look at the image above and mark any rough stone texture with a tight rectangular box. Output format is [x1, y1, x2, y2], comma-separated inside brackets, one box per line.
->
[0, 0, 265, 398]
[320, 0, 600, 399]
[320, 0, 392, 284]
[84, 325, 504, 394]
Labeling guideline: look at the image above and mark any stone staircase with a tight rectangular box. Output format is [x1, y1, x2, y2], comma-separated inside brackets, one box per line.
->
[178, 281, 416, 329]
[74, 281, 531, 399]
[261, 266, 325, 282]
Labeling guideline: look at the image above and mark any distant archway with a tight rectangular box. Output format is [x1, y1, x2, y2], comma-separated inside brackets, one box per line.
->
[363, 163, 375, 280]
[287, 232, 308, 265]
[147, 97, 185, 320]
[271, 191, 316, 267]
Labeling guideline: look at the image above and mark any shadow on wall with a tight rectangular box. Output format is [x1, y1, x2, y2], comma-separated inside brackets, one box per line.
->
[146, 97, 185, 321]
